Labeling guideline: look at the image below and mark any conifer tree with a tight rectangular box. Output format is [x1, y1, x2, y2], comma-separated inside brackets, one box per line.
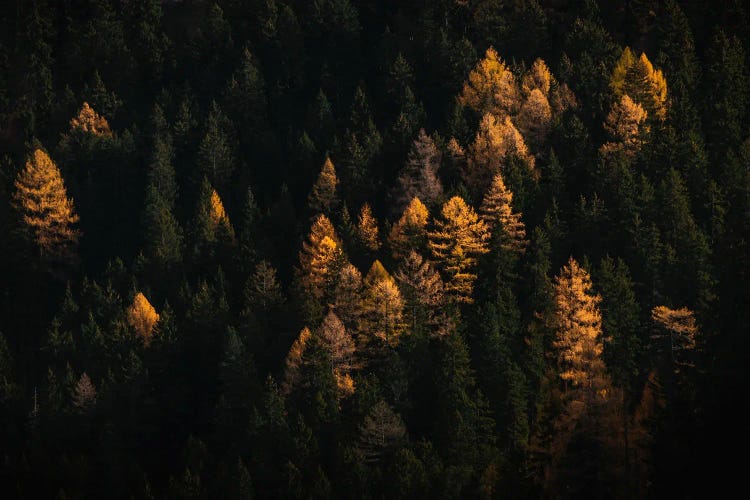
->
[72, 372, 96, 411]
[610, 47, 668, 121]
[394, 251, 445, 337]
[362, 261, 405, 347]
[466, 113, 535, 198]
[245, 260, 284, 312]
[459, 47, 520, 118]
[358, 400, 407, 464]
[333, 263, 365, 333]
[428, 196, 490, 303]
[392, 129, 443, 213]
[298, 214, 343, 301]
[127, 292, 160, 346]
[318, 310, 356, 397]
[601, 94, 649, 158]
[307, 156, 339, 220]
[192, 178, 235, 257]
[480, 173, 527, 254]
[282, 327, 311, 395]
[389, 196, 429, 260]
[196, 101, 236, 191]
[69, 102, 112, 137]
[13, 148, 80, 265]
[356, 203, 381, 253]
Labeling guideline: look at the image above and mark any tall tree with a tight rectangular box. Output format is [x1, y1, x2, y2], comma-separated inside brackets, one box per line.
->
[388, 196, 430, 260]
[127, 292, 160, 346]
[479, 172, 527, 254]
[307, 156, 340, 221]
[459, 47, 520, 118]
[428, 196, 490, 303]
[392, 129, 443, 213]
[13, 148, 80, 267]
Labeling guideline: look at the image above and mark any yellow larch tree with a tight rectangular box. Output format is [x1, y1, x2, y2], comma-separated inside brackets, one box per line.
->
[298, 214, 343, 299]
[308, 156, 339, 219]
[13, 149, 80, 263]
[356, 203, 381, 252]
[362, 261, 404, 347]
[551, 257, 608, 392]
[459, 47, 521, 118]
[318, 310, 357, 397]
[466, 113, 536, 196]
[610, 47, 668, 121]
[127, 292, 160, 346]
[428, 196, 490, 303]
[388, 196, 429, 260]
[281, 326, 312, 395]
[600, 94, 650, 158]
[69, 102, 112, 136]
[479, 173, 527, 254]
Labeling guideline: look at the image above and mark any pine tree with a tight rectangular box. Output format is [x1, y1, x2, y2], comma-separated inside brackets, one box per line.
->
[610, 47, 668, 121]
[459, 47, 521, 118]
[72, 372, 97, 411]
[388, 196, 429, 260]
[356, 203, 381, 253]
[13, 148, 80, 265]
[428, 196, 490, 303]
[282, 327, 312, 395]
[318, 310, 356, 397]
[362, 261, 405, 347]
[394, 251, 445, 337]
[466, 113, 535, 198]
[358, 400, 407, 464]
[127, 292, 160, 346]
[244, 260, 283, 312]
[297, 215, 343, 301]
[600, 94, 649, 159]
[516, 88, 552, 150]
[551, 257, 608, 391]
[192, 177, 235, 252]
[392, 129, 443, 213]
[307, 156, 339, 220]
[333, 263, 365, 333]
[479, 173, 527, 254]
[69, 102, 112, 136]
[196, 101, 236, 191]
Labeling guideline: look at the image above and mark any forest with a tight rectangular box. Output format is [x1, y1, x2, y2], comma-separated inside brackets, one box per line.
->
[0, 0, 748, 498]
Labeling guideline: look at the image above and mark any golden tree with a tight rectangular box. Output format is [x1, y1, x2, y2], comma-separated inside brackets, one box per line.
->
[356, 203, 381, 252]
[551, 257, 608, 391]
[600, 94, 649, 158]
[516, 88, 552, 149]
[522, 58, 553, 97]
[459, 47, 521, 118]
[333, 263, 365, 333]
[308, 156, 339, 219]
[610, 47, 668, 121]
[281, 327, 312, 395]
[394, 251, 445, 336]
[127, 292, 160, 346]
[388, 196, 429, 260]
[479, 173, 527, 254]
[362, 261, 405, 347]
[298, 215, 342, 299]
[318, 310, 357, 397]
[651, 305, 698, 373]
[69, 102, 112, 136]
[466, 113, 535, 196]
[428, 196, 490, 303]
[13, 149, 80, 263]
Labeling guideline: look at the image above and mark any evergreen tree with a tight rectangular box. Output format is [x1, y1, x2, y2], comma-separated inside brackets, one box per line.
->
[388, 196, 430, 260]
[479, 173, 528, 255]
[307, 156, 340, 221]
[196, 101, 236, 192]
[392, 128, 443, 214]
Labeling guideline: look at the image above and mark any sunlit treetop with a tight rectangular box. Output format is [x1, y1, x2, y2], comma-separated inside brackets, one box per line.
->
[13, 149, 80, 262]
[127, 292, 160, 346]
[459, 47, 520, 118]
[601, 94, 649, 158]
[69, 102, 112, 136]
[610, 47, 668, 121]
[389, 196, 429, 260]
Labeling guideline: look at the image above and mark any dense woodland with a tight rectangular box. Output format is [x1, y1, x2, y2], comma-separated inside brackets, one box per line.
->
[1, 0, 749, 498]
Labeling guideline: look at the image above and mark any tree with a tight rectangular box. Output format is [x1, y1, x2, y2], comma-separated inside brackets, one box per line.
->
[465, 113, 535, 198]
[610, 47, 668, 121]
[458, 47, 520, 118]
[282, 327, 312, 395]
[356, 203, 381, 253]
[307, 156, 339, 220]
[428, 196, 490, 303]
[333, 263, 365, 332]
[389, 196, 429, 260]
[318, 310, 356, 397]
[516, 88, 552, 150]
[479, 173, 527, 254]
[196, 101, 236, 191]
[651, 306, 698, 375]
[358, 400, 407, 464]
[13, 148, 80, 265]
[297, 214, 343, 301]
[363, 261, 405, 347]
[69, 102, 112, 136]
[600, 94, 649, 159]
[127, 292, 160, 346]
[192, 178, 235, 254]
[392, 129, 443, 213]
[245, 260, 283, 311]
[394, 251, 445, 337]
[72, 372, 96, 411]
[552, 258, 608, 391]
